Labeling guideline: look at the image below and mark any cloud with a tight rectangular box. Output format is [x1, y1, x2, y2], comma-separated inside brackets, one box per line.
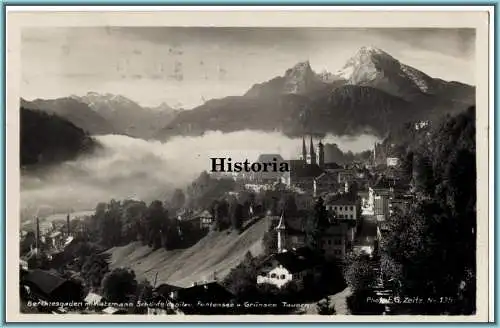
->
[20, 131, 379, 215]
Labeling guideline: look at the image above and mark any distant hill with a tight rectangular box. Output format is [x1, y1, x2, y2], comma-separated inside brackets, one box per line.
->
[72, 92, 180, 139]
[21, 98, 115, 135]
[106, 216, 270, 288]
[156, 46, 475, 140]
[20, 107, 100, 168]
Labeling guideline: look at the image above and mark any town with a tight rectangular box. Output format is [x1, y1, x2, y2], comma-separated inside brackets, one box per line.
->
[18, 106, 476, 316]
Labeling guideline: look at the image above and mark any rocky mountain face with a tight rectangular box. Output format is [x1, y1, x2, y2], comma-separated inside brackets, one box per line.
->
[335, 46, 474, 102]
[156, 46, 475, 140]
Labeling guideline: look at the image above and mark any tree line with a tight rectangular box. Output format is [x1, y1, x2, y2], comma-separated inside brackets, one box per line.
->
[344, 106, 476, 315]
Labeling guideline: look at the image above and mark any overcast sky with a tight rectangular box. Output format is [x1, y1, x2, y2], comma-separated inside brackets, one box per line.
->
[21, 27, 475, 109]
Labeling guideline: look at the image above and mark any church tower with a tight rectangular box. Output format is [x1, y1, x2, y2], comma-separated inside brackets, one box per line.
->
[302, 136, 307, 163]
[275, 212, 287, 253]
[309, 135, 317, 165]
[318, 140, 325, 168]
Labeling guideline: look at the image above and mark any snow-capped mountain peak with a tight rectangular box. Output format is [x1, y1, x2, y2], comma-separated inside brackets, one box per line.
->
[335, 45, 395, 82]
[75, 92, 140, 112]
[334, 46, 434, 96]
[357, 45, 387, 56]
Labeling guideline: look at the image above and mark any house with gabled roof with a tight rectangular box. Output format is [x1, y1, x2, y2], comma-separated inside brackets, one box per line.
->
[270, 211, 355, 261]
[147, 283, 184, 315]
[21, 269, 83, 303]
[256, 247, 323, 289]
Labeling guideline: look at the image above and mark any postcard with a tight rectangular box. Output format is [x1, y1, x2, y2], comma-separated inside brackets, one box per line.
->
[5, 6, 493, 323]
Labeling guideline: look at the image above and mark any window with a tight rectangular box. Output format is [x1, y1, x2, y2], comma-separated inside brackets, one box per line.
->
[350, 206, 354, 211]
[328, 239, 332, 245]
[280, 274, 285, 279]
[350, 214, 353, 219]
[345, 206, 348, 210]
[271, 273, 277, 278]
[334, 239, 342, 245]
[333, 206, 337, 210]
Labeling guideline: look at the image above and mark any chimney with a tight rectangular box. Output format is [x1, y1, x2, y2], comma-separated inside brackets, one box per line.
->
[35, 217, 40, 255]
[66, 214, 70, 237]
[302, 136, 307, 163]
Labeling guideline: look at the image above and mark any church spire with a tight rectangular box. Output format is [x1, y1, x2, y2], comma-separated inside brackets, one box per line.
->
[276, 210, 287, 253]
[302, 136, 307, 163]
[310, 135, 316, 165]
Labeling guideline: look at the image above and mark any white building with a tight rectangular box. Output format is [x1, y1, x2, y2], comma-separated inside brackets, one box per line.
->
[325, 196, 359, 221]
[256, 248, 322, 289]
[386, 157, 399, 167]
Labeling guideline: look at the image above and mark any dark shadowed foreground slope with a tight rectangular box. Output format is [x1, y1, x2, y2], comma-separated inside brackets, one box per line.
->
[20, 107, 99, 168]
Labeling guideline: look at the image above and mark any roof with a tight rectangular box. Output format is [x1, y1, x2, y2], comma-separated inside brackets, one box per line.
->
[260, 248, 322, 274]
[22, 269, 67, 296]
[257, 154, 285, 163]
[288, 161, 324, 178]
[102, 307, 123, 314]
[197, 210, 213, 218]
[154, 283, 182, 297]
[314, 171, 339, 182]
[325, 194, 357, 206]
[275, 214, 286, 230]
[371, 176, 395, 190]
[275, 215, 303, 234]
[49, 231, 62, 238]
[324, 162, 342, 170]
[358, 191, 369, 197]
[290, 164, 323, 178]
[84, 292, 103, 304]
[64, 236, 74, 247]
[21, 248, 38, 261]
[175, 282, 234, 303]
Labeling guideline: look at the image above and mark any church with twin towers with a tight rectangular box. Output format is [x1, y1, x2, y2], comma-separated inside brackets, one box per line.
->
[300, 135, 325, 169]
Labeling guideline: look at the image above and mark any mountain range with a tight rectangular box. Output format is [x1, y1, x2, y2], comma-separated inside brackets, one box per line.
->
[20, 46, 475, 142]
[21, 93, 180, 139]
[156, 46, 475, 139]
[71, 92, 180, 139]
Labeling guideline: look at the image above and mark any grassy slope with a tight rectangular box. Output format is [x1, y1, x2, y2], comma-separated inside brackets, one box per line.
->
[106, 217, 270, 288]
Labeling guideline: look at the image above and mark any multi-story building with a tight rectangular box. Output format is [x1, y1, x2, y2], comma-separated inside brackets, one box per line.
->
[272, 211, 356, 261]
[337, 169, 355, 185]
[324, 194, 360, 221]
[369, 177, 394, 221]
[373, 194, 390, 221]
[369, 176, 412, 221]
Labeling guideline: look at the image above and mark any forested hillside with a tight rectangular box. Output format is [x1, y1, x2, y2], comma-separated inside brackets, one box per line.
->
[20, 107, 99, 168]
[381, 106, 476, 314]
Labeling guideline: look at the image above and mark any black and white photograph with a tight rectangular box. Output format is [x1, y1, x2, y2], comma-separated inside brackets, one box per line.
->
[6, 7, 492, 322]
